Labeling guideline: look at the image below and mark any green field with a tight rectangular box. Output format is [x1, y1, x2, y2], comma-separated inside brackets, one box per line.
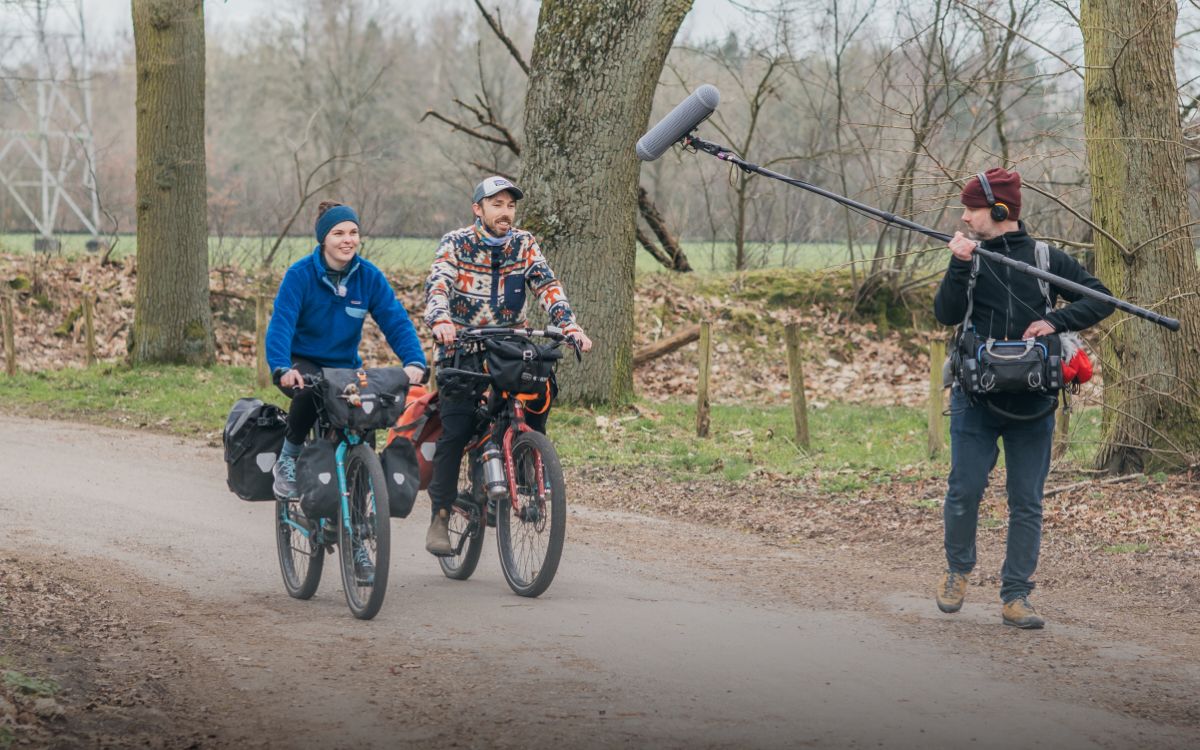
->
[0, 232, 867, 275]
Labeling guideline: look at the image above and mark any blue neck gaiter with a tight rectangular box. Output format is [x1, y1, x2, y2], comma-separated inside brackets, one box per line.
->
[476, 218, 512, 247]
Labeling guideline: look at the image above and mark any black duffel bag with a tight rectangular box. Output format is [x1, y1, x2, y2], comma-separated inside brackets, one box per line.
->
[223, 398, 288, 501]
[380, 437, 419, 518]
[484, 336, 561, 395]
[297, 437, 341, 519]
[318, 367, 410, 431]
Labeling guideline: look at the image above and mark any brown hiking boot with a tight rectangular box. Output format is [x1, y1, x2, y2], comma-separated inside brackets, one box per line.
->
[425, 508, 452, 556]
[936, 570, 969, 613]
[1002, 596, 1045, 629]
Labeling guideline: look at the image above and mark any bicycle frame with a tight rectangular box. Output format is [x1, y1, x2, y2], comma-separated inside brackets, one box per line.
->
[279, 428, 369, 545]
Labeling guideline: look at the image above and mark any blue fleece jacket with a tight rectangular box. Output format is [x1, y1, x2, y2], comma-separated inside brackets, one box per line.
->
[265, 249, 426, 372]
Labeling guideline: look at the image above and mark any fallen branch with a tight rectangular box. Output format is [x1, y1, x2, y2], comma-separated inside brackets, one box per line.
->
[633, 324, 701, 368]
[1044, 472, 1144, 498]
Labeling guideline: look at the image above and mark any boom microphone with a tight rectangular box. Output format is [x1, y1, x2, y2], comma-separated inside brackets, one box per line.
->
[636, 84, 720, 162]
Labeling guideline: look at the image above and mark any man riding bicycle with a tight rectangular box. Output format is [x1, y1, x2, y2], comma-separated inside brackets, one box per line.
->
[423, 176, 592, 556]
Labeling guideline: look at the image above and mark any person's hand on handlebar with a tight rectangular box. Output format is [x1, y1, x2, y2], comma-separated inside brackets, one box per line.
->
[279, 368, 305, 389]
[403, 364, 426, 384]
[567, 330, 593, 353]
[432, 321, 457, 346]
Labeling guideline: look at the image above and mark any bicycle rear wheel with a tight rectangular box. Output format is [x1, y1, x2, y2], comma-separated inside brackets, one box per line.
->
[337, 442, 391, 620]
[276, 500, 324, 599]
[496, 430, 566, 597]
[439, 456, 485, 581]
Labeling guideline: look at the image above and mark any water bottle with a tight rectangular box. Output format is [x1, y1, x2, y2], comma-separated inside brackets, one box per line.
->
[481, 442, 507, 502]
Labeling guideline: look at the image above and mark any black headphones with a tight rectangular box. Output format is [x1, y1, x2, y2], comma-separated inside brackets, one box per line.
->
[976, 172, 1010, 222]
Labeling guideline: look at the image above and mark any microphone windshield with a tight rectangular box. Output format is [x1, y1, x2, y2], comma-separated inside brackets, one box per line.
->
[636, 84, 720, 162]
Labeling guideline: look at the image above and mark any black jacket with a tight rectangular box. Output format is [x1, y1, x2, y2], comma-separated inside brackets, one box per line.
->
[934, 224, 1114, 338]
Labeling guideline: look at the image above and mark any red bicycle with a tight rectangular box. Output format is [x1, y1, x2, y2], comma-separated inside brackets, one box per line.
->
[385, 326, 576, 598]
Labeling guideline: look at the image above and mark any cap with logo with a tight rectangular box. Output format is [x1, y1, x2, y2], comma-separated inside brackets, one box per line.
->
[473, 175, 524, 204]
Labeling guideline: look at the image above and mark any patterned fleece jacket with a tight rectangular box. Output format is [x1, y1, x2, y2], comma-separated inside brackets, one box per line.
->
[424, 220, 582, 341]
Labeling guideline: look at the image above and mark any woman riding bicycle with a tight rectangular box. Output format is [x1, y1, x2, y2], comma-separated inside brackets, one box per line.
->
[266, 201, 427, 499]
[422, 176, 592, 556]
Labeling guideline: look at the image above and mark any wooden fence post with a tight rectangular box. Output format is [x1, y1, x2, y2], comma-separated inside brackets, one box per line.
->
[695, 320, 712, 438]
[1053, 406, 1070, 460]
[83, 289, 97, 366]
[928, 339, 946, 458]
[255, 292, 270, 389]
[2, 294, 15, 376]
[784, 323, 810, 449]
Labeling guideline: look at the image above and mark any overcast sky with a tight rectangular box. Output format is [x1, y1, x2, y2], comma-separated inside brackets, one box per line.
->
[58, 0, 750, 48]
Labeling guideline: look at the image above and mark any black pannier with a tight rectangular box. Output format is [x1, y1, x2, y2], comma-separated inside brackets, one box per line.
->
[484, 336, 562, 395]
[223, 398, 287, 501]
[297, 437, 341, 519]
[380, 437, 419, 518]
[318, 367, 410, 431]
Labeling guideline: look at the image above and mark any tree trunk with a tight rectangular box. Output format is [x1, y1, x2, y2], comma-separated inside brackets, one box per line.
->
[520, 0, 693, 403]
[130, 0, 214, 365]
[1082, 0, 1200, 472]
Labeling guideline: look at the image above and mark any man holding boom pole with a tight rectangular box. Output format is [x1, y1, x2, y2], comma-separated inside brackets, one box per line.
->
[933, 169, 1114, 629]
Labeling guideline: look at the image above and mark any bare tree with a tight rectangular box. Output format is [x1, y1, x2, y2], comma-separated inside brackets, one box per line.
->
[1082, 0, 1200, 473]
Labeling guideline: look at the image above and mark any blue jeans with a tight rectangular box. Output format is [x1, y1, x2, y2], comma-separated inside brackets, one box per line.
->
[944, 389, 1055, 602]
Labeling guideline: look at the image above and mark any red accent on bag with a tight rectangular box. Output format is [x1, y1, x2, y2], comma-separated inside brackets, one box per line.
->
[1062, 349, 1093, 384]
[385, 385, 443, 490]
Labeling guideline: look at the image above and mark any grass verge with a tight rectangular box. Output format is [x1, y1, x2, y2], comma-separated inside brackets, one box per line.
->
[0, 364, 1102, 486]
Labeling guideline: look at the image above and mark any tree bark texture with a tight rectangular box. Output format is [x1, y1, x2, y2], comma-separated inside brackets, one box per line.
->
[130, 0, 214, 365]
[1082, 0, 1200, 472]
[520, 0, 693, 403]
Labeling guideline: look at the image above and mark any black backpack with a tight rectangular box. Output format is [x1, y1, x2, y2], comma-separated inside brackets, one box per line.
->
[223, 398, 288, 501]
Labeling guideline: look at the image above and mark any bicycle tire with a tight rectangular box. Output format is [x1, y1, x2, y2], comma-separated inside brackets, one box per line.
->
[275, 500, 325, 599]
[496, 430, 566, 597]
[337, 442, 391, 620]
[439, 457, 485, 581]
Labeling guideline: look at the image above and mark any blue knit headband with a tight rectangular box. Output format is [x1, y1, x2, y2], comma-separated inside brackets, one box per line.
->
[315, 205, 360, 245]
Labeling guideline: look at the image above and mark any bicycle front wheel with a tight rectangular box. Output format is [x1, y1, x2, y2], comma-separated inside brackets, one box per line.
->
[276, 500, 324, 599]
[496, 430, 566, 598]
[337, 442, 391, 620]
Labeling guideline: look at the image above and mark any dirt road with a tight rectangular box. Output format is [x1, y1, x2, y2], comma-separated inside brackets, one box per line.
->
[1, 415, 1197, 749]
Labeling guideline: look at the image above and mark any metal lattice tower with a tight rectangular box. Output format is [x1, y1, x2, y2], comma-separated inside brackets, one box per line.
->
[0, 0, 101, 251]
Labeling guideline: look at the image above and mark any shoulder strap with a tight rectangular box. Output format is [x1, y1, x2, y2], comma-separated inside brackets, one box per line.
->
[1034, 241, 1053, 313]
[961, 254, 981, 330]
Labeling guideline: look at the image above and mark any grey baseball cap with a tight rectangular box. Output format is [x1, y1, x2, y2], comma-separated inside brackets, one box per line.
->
[473, 175, 524, 204]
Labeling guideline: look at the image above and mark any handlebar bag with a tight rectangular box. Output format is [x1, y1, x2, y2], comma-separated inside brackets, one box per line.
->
[223, 398, 287, 501]
[483, 337, 562, 395]
[297, 437, 341, 519]
[319, 367, 410, 431]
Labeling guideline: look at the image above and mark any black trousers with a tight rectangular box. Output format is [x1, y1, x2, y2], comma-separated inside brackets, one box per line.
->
[276, 357, 323, 446]
[427, 380, 555, 514]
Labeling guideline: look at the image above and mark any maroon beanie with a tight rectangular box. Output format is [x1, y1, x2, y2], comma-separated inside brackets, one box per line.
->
[961, 168, 1021, 220]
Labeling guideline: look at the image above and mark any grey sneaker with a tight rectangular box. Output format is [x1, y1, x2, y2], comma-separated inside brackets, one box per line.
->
[273, 454, 298, 499]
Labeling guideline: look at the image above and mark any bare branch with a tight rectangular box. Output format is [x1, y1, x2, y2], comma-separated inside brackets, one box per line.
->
[473, 0, 530, 75]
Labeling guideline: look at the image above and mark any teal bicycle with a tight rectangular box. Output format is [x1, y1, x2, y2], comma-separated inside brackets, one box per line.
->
[274, 373, 391, 620]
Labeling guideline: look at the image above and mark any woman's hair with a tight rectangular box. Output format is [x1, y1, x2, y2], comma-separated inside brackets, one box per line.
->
[316, 200, 343, 219]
